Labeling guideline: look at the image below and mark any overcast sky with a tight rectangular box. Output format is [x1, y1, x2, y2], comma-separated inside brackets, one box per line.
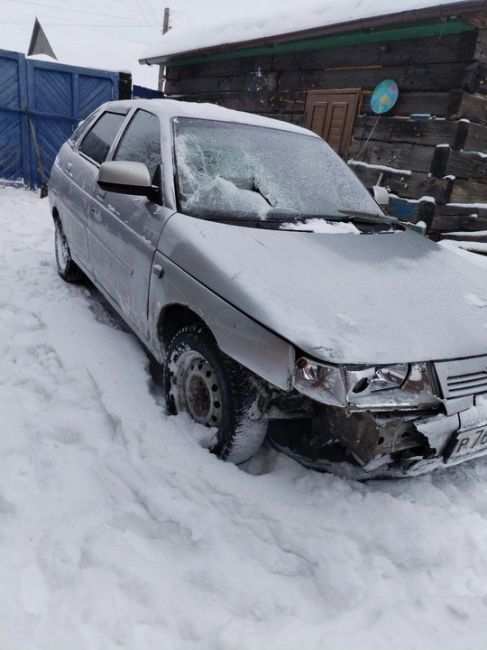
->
[0, 0, 269, 86]
[1, 0, 247, 45]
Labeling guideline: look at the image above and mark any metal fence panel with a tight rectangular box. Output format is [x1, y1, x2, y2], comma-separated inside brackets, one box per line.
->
[26, 58, 119, 187]
[0, 49, 120, 187]
[0, 50, 30, 183]
[78, 73, 117, 118]
[133, 84, 166, 100]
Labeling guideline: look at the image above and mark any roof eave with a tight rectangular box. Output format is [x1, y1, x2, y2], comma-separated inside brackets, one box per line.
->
[139, 0, 485, 65]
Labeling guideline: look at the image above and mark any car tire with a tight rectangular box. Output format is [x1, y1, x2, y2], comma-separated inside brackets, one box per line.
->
[54, 218, 83, 283]
[164, 324, 267, 463]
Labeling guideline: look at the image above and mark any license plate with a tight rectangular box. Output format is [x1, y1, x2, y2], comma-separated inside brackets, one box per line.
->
[447, 423, 487, 461]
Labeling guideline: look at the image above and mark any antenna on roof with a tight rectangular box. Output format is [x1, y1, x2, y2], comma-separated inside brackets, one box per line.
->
[162, 7, 171, 35]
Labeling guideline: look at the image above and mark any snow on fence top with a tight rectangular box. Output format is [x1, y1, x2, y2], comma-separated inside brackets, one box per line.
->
[140, 0, 479, 64]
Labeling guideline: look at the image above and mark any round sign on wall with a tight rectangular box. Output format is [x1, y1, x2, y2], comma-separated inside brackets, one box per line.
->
[370, 79, 399, 114]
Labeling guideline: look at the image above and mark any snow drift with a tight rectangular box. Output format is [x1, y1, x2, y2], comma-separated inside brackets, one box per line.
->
[2, 186, 487, 649]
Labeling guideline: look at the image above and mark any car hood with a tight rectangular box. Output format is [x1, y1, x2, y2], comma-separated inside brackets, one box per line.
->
[160, 214, 487, 364]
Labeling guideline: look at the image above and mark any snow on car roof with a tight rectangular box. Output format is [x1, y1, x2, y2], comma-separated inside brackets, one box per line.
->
[104, 98, 318, 136]
[140, 0, 478, 63]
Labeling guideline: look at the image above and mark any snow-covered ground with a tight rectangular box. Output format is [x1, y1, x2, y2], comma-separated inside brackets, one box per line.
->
[3, 185, 487, 650]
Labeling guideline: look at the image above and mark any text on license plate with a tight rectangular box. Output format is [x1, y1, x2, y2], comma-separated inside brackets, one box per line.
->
[450, 425, 487, 459]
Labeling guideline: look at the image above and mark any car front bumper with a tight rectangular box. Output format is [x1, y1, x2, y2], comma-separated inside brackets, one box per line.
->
[270, 395, 487, 479]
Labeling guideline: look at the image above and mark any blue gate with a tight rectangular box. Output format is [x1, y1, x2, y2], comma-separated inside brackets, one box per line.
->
[0, 49, 120, 187]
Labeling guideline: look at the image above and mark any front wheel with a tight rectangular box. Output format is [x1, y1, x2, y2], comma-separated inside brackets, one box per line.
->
[164, 325, 267, 463]
[54, 218, 83, 283]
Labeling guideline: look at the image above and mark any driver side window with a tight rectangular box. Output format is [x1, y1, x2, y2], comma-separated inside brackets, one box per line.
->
[113, 109, 162, 180]
[78, 111, 125, 164]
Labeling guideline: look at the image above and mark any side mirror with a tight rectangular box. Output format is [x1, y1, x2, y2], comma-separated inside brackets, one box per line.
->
[98, 161, 152, 196]
[372, 185, 390, 206]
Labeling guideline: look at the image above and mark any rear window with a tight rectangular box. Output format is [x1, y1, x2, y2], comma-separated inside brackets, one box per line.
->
[79, 112, 125, 164]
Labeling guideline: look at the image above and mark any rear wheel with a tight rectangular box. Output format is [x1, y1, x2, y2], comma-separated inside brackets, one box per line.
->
[54, 218, 83, 283]
[164, 325, 267, 463]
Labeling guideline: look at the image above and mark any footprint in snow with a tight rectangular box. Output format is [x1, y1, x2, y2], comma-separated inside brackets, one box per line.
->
[466, 293, 487, 308]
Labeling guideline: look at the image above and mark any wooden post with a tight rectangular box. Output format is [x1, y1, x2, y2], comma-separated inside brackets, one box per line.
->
[163, 7, 171, 34]
[159, 8, 171, 92]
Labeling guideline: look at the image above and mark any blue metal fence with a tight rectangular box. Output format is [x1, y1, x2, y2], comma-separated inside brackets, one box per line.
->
[0, 49, 120, 187]
[133, 84, 166, 100]
[0, 50, 29, 183]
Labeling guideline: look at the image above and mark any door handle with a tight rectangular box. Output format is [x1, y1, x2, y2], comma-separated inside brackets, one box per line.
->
[65, 162, 73, 177]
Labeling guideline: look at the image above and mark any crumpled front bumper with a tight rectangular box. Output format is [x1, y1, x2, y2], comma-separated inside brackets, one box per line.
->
[399, 402, 487, 476]
[274, 397, 487, 479]
[356, 398, 487, 478]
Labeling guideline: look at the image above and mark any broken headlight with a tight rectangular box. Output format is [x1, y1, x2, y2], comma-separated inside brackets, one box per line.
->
[346, 364, 409, 396]
[293, 358, 346, 407]
[293, 358, 440, 411]
[345, 363, 441, 410]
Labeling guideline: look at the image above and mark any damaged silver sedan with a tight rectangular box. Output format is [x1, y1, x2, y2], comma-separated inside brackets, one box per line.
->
[49, 99, 487, 478]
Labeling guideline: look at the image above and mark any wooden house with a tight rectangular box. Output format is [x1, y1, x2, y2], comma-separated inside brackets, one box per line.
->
[140, 0, 487, 236]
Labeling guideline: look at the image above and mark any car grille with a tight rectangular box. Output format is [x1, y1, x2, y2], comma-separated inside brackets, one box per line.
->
[435, 356, 487, 399]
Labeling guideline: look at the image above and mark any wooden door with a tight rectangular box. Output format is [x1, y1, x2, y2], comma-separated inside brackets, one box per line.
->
[304, 89, 361, 157]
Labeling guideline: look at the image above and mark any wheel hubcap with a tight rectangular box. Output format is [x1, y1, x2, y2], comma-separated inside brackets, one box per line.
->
[170, 350, 222, 427]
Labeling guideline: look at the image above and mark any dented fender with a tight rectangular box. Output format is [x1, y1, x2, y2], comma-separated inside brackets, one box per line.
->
[148, 252, 294, 391]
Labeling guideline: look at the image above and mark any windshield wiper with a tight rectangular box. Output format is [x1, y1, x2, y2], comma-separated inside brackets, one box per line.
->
[251, 177, 275, 207]
[220, 175, 275, 207]
[338, 209, 397, 225]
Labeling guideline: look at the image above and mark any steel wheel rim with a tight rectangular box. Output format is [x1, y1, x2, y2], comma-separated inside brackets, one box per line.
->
[171, 350, 222, 427]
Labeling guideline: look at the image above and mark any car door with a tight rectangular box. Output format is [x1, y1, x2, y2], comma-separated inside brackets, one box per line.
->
[75, 108, 128, 278]
[91, 108, 174, 340]
[54, 110, 100, 268]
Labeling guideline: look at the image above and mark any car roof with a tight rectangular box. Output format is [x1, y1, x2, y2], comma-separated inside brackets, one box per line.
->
[102, 98, 318, 138]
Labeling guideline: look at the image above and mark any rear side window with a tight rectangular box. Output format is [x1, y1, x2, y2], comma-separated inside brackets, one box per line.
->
[69, 111, 98, 146]
[79, 112, 125, 164]
[113, 109, 161, 178]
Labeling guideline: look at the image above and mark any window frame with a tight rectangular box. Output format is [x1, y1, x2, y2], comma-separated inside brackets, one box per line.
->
[69, 110, 99, 149]
[107, 107, 164, 205]
[77, 108, 129, 168]
[110, 108, 162, 177]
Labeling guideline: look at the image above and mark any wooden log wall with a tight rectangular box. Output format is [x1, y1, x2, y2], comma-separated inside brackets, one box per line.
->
[165, 27, 487, 234]
[165, 31, 486, 120]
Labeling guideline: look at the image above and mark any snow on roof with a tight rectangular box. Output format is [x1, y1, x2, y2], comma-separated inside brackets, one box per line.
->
[141, 0, 478, 63]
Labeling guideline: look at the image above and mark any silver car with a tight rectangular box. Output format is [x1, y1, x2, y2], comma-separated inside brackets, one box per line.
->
[49, 99, 487, 478]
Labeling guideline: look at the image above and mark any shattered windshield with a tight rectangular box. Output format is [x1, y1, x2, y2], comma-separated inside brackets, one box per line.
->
[173, 117, 385, 223]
